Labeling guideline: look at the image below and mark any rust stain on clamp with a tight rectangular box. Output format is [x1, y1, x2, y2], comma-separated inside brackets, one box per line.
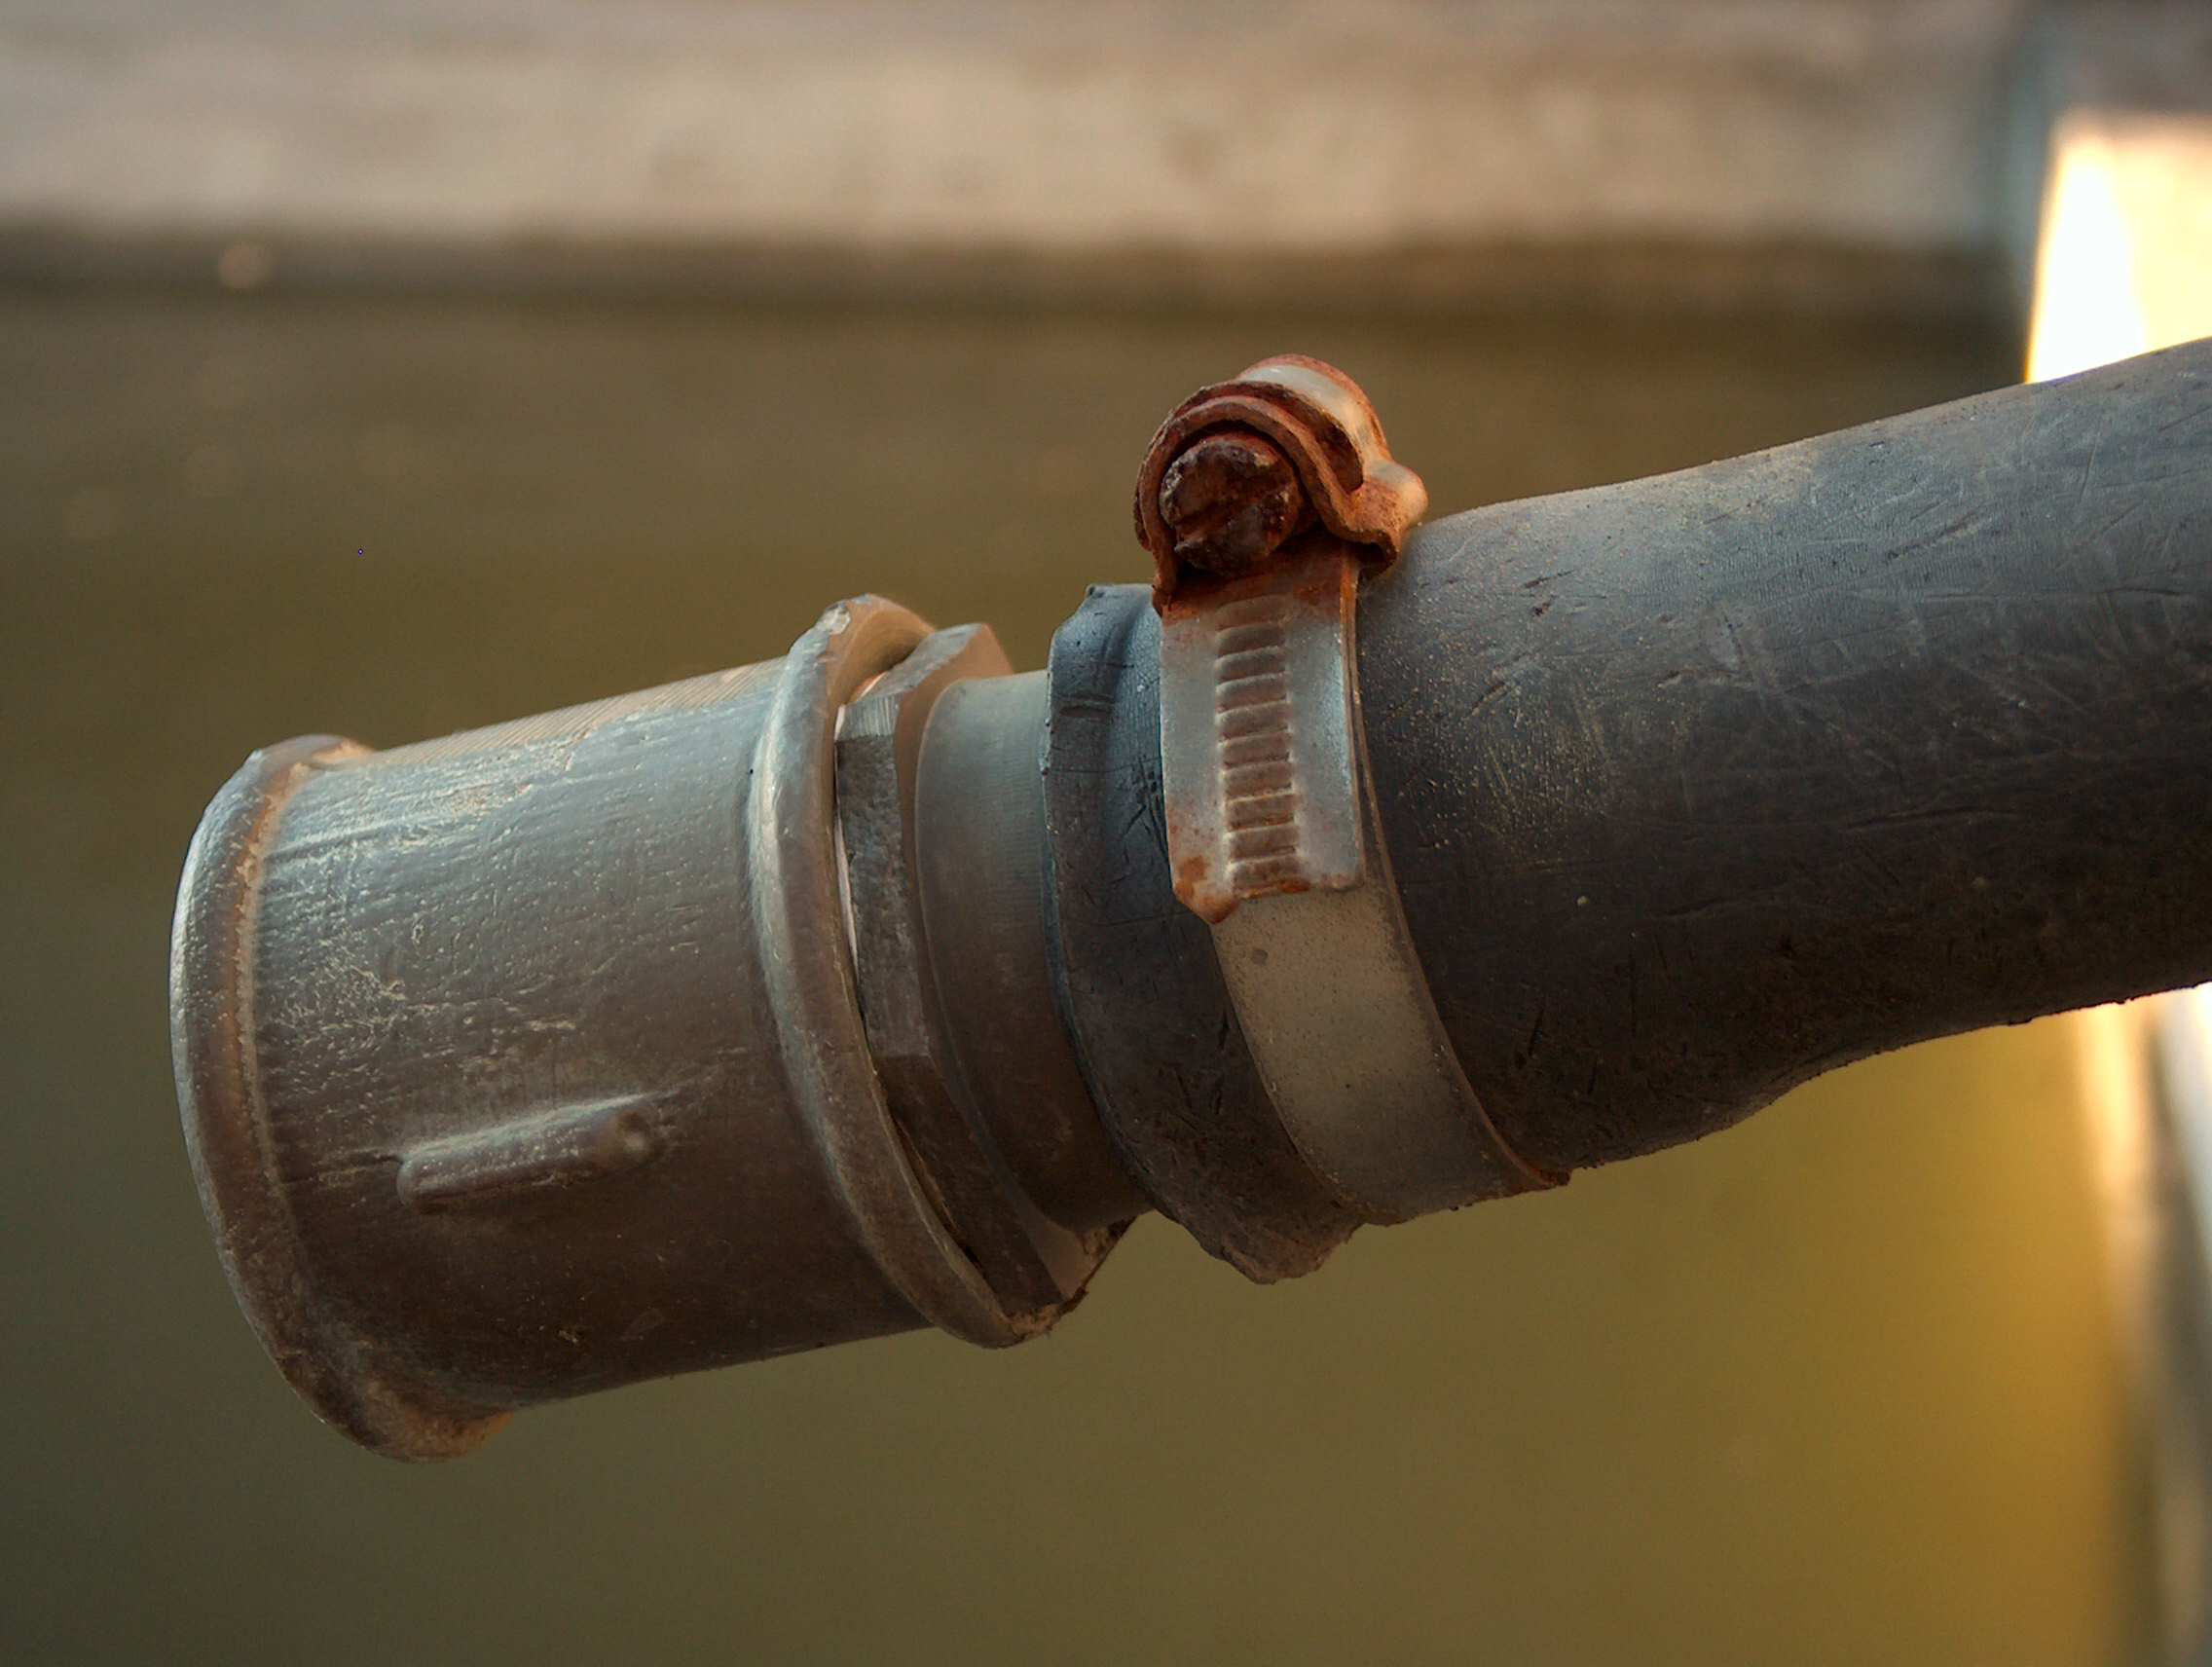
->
[1134, 354, 1429, 607]
[1143, 356, 1559, 1223]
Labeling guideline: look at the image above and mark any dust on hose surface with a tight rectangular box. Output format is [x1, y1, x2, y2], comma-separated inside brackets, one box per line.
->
[1361, 340, 2212, 1171]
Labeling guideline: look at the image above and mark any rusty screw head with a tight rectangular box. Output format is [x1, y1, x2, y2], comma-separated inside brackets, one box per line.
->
[1135, 355, 1426, 605]
[1158, 430, 1316, 579]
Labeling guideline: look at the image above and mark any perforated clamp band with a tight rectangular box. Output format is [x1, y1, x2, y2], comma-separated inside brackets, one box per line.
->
[1141, 357, 1559, 1222]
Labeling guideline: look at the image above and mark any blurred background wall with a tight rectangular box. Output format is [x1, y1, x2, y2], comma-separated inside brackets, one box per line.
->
[2, 2, 2208, 1662]
[7, 0, 2197, 309]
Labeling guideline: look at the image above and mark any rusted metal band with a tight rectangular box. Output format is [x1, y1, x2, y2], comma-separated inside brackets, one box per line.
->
[1042, 586, 1362, 1280]
[1159, 541, 1559, 1221]
[1139, 355, 1556, 1222]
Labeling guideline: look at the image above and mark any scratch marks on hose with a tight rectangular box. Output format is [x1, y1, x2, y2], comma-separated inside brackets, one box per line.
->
[2157, 399, 2211, 436]
[2073, 400, 2115, 524]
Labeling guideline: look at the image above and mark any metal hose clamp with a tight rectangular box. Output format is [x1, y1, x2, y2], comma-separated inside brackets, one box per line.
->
[1138, 357, 1560, 1222]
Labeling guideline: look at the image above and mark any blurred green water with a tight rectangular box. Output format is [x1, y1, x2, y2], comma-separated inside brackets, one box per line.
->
[0, 292, 2153, 1663]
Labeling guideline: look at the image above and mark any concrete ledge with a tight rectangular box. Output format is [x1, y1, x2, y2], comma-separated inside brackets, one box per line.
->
[1, 1, 2201, 307]
[3, 3, 2029, 278]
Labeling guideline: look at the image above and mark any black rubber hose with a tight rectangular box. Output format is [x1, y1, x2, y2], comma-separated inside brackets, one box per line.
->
[1358, 338, 2212, 1173]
